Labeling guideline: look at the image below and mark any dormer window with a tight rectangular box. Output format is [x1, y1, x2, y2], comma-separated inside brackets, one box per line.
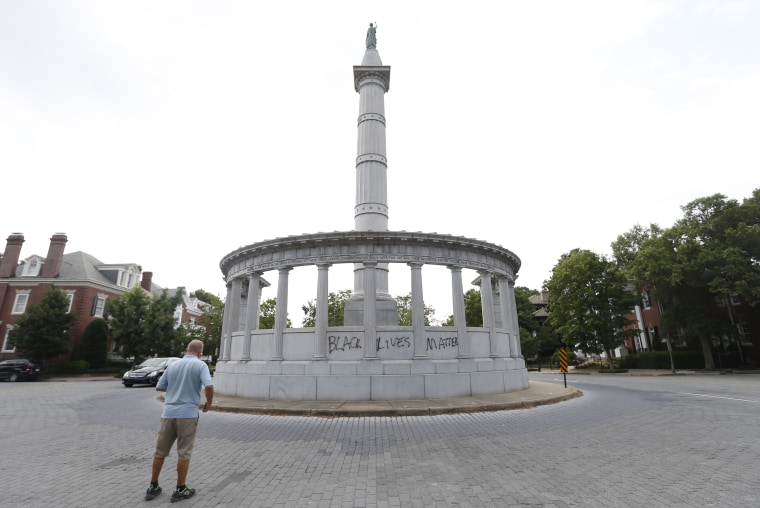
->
[21, 256, 43, 277]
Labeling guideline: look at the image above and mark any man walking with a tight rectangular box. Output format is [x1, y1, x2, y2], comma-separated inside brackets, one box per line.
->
[145, 340, 214, 502]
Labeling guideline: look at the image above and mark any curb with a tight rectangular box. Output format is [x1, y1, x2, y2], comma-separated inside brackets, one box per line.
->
[208, 385, 583, 418]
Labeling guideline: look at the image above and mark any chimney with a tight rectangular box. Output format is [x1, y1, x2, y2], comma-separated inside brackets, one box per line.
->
[0, 233, 25, 278]
[40, 233, 68, 278]
[141, 271, 153, 292]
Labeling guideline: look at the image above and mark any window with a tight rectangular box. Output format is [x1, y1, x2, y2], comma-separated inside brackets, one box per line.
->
[738, 322, 751, 345]
[670, 328, 687, 348]
[2, 325, 15, 352]
[127, 273, 134, 288]
[642, 291, 651, 309]
[66, 292, 75, 313]
[21, 256, 42, 276]
[12, 292, 30, 314]
[92, 295, 107, 318]
[119, 271, 126, 287]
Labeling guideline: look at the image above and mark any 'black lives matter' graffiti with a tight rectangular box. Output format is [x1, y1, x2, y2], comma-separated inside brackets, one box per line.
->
[328, 335, 361, 352]
[376, 336, 411, 351]
[426, 336, 458, 351]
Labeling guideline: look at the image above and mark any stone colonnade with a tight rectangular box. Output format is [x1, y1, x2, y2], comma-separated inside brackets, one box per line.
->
[216, 231, 524, 400]
[219, 260, 522, 362]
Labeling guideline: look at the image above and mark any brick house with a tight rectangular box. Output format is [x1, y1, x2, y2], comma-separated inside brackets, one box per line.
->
[625, 288, 759, 367]
[0, 232, 149, 362]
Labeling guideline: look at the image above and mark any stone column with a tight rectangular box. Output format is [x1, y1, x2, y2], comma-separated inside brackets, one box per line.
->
[478, 271, 498, 357]
[363, 261, 378, 359]
[409, 262, 427, 358]
[224, 277, 243, 361]
[449, 266, 469, 358]
[273, 267, 292, 360]
[314, 263, 330, 359]
[220, 281, 233, 361]
[242, 271, 262, 361]
[344, 50, 397, 327]
[508, 279, 522, 357]
[497, 276, 513, 357]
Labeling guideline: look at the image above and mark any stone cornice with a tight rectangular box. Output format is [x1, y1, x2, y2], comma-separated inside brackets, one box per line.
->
[220, 231, 520, 282]
[353, 65, 391, 92]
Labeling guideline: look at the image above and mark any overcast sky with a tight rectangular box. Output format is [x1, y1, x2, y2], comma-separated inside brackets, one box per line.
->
[2, 1, 758, 324]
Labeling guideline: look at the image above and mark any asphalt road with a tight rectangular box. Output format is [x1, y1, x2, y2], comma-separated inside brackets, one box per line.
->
[1, 372, 758, 507]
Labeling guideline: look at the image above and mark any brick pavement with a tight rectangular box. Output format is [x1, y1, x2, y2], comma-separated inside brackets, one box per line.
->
[1, 374, 759, 507]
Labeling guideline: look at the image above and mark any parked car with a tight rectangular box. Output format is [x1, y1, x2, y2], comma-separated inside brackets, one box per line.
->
[122, 357, 181, 387]
[0, 359, 42, 382]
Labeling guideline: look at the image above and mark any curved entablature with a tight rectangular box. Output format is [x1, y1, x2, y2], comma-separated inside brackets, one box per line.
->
[220, 230, 521, 282]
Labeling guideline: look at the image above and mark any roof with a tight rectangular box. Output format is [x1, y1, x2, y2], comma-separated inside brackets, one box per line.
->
[14, 251, 114, 285]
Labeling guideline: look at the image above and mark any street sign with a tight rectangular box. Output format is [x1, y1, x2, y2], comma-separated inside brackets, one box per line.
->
[559, 349, 568, 387]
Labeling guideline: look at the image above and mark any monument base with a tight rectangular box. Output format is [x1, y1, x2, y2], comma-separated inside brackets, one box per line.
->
[343, 297, 399, 326]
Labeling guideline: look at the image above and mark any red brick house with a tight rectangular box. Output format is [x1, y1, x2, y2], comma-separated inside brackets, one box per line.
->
[624, 287, 759, 367]
[0, 232, 148, 362]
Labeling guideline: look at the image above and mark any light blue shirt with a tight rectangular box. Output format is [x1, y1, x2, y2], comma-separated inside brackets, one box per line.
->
[157, 354, 213, 419]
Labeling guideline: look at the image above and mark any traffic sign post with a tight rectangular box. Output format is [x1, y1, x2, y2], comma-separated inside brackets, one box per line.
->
[559, 349, 568, 388]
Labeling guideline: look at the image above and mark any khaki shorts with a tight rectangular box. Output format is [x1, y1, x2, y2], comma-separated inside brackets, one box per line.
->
[153, 417, 199, 460]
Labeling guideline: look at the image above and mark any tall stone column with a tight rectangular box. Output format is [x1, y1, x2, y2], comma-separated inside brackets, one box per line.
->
[497, 276, 513, 357]
[344, 42, 397, 326]
[449, 266, 469, 358]
[242, 271, 262, 361]
[223, 278, 243, 361]
[273, 267, 292, 360]
[507, 280, 522, 357]
[478, 271, 499, 357]
[362, 261, 378, 359]
[409, 262, 427, 358]
[220, 281, 233, 361]
[314, 264, 330, 359]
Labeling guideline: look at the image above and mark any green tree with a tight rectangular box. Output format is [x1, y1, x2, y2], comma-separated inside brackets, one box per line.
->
[622, 190, 760, 369]
[146, 289, 185, 356]
[190, 289, 222, 306]
[8, 288, 77, 362]
[109, 287, 184, 362]
[193, 289, 224, 359]
[546, 249, 638, 368]
[77, 318, 109, 368]
[442, 288, 484, 326]
[301, 289, 352, 327]
[108, 287, 151, 361]
[514, 287, 542, 359]
[395, 293, 437, 326]
[463, 288, 483, 327]
[259, 298, 292, 329]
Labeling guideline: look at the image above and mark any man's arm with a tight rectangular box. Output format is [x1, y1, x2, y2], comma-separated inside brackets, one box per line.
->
[156, 387, 167, 392]
[202, 385, 214, 412]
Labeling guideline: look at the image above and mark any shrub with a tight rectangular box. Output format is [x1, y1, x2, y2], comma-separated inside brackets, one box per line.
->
[63, 360, 89, 374]
[77, 319, 109, 369]
[619, 351, 706, 370]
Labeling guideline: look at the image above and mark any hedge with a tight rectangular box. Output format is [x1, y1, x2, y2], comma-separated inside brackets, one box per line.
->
[619, 351, 706, 370]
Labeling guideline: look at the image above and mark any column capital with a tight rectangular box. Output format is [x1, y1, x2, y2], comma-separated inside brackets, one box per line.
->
[316, 263, 332, 269]
[362, 261, 378, 268]
[447, 265, 463, 273]
[407, 262, 423, 269]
